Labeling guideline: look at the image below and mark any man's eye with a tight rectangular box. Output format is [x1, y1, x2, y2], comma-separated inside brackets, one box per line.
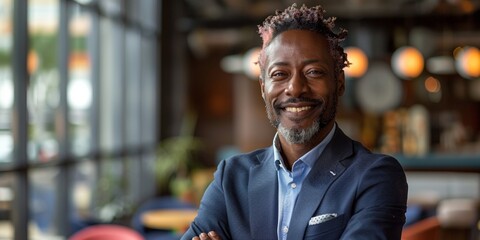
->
[270, 71, 287, 78]
[306, 70, 325, 77]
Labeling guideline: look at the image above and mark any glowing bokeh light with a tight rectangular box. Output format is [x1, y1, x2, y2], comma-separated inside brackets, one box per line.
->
[243, 47, 261, 79]
[391, 46, 424, 79]
[424, 76, 441, 93]
[68, 78, 92, 109]
[455, 46, 480, 79]
[344, 47, 369, 78]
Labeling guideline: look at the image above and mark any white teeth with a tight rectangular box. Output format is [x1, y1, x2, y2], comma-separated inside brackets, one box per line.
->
[285, 106, 311, 112]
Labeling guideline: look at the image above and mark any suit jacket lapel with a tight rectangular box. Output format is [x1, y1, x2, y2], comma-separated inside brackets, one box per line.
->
[248, 148, 278, 239]
[287, 128, 353, 240]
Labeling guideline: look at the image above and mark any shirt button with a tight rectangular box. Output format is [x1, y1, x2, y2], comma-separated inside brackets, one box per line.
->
[291, 183, 297, 189]
[283, 226, 289, 233]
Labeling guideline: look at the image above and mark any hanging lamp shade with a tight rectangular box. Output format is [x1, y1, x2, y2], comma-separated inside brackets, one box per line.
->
[391, 46, 424, 79]
[455, 46, 480, 79]
[344, 47, 368, 78]
[243, 47, 261, 79]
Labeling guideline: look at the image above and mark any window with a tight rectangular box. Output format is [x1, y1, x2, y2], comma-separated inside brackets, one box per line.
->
[0, 0, 13, 164]
[28, 0, 60, 163]
[1, 0, 160, 238]
[68, 3, 93, 157]
[0, 0, 14, 237]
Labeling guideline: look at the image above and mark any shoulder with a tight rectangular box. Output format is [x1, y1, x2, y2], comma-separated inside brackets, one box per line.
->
[211, 147, 273, 187]
[219, 147, 272, 171]
[351, 143, 407, 192]
[330, 127, 404, 172]
[348, 140, 405, 174]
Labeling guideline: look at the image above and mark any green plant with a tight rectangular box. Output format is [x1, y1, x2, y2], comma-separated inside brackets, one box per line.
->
[155, 135, 203, 196]
[155, 111, 204, 198]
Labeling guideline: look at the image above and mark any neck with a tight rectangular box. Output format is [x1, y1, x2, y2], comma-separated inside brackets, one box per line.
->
[278, 121, 335, 170]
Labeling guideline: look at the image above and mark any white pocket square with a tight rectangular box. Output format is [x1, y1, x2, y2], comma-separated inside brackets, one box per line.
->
[309, 213, 338, 225]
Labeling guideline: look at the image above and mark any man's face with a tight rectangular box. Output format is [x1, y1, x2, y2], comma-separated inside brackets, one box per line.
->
[259, 29, 345, 144]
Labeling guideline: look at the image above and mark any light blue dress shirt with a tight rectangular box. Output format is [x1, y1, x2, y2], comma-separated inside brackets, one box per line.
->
[273, 124, 336, 240]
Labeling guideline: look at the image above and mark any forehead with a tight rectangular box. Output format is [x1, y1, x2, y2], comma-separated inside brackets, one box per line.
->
[265, 30, 333, 67]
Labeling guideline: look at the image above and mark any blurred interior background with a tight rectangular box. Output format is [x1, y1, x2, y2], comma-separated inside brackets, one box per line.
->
[0, 0, 479, 239]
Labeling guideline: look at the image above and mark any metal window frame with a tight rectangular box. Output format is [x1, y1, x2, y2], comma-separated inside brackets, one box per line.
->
[12, 0, 29, 238]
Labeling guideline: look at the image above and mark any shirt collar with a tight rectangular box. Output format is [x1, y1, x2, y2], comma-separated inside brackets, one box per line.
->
[273, 123, 337, 171]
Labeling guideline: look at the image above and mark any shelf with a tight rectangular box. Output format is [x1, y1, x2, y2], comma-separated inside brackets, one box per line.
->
[394, 154, 480, 172]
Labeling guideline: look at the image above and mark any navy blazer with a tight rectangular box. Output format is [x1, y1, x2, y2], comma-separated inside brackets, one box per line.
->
[182, 127, 408, 240]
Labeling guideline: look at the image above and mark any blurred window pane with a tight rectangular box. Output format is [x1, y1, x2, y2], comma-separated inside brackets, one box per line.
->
[0, 174, 13, 239]
[125, 29, 141, 148]
[72, 0, 95, 5]
[28, 0, 60, 162]
[95, 158, 130, 222]
[139, 0, 158, 32]
[99, 18, 124, 152]
[71, 160, 97, 231]
[125, 0, 139, 25]
[29, 168, 59, 239]
[0, 0, 13, 163]
[98, 0, 123, 17]
[141, 37, 157, 146]
[140, 152, 157, 200]
[68, 5, 93, 157]
[125, 156, 141, 203]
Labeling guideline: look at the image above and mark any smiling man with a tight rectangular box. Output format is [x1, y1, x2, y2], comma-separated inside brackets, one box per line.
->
[182, 4, 408, 240]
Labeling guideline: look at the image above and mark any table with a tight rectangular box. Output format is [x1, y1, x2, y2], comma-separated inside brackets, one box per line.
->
[141, 209, 198, 232]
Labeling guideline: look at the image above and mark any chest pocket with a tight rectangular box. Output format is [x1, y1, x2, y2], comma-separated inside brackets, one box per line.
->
[304, 214, 345, 239]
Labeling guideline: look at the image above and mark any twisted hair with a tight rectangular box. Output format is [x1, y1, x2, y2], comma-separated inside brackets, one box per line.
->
[257, 4, 350, 77]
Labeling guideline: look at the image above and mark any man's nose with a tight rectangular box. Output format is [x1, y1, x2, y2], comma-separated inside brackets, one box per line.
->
[285, 72, 308, 97]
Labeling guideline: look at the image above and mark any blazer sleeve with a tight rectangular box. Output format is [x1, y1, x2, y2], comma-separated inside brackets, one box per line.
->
[181, 160, 231, 240]
[340, 155, 408, 240]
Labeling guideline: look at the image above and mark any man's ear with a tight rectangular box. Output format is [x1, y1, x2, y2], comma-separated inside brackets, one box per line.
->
[259, 77, 266, 100]
[337, 71, 345, 96]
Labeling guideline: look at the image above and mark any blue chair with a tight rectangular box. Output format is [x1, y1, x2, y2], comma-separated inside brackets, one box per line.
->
[131, 196, 196, 240]
[405, 204, 424, 227]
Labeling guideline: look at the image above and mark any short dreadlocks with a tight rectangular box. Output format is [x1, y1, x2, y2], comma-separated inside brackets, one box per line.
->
[257, 4, 350, 77]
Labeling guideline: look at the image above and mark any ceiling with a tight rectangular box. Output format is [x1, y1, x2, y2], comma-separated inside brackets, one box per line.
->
[183, 0, 480, 21]
[180, 0, 480, 58]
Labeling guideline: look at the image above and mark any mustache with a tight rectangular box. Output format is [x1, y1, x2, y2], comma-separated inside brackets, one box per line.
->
[275, 97, 323, 108]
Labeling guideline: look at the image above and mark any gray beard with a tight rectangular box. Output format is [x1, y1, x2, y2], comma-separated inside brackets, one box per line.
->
[264, 89, 338, 145]
[277, 120, 320, 144]
[265, 98, 336, 145]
